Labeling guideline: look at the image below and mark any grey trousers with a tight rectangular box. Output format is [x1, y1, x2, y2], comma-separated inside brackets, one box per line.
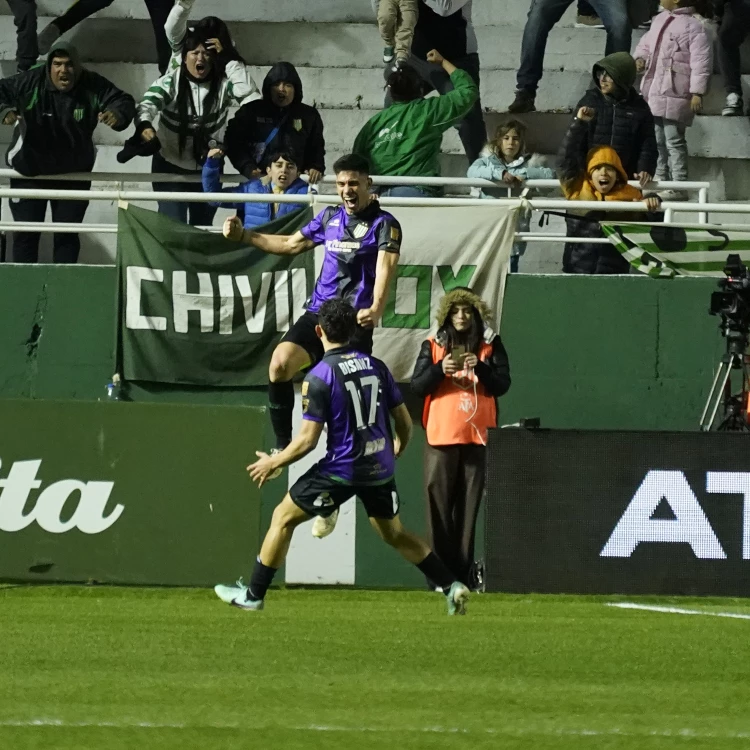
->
[654, 117, 688, 183]
[423, 442, 486, 586]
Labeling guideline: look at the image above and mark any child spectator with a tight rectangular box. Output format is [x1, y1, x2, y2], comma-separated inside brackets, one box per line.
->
[568, 52, 658, 188]
[634, 0, 713, 200]
[467, 119, 556, 273]
[135, 24, 259, 226]
[225, 63, 325, 185]
[378, 0, 419, 63]
[202, 149, 309, 229]
[559, 107, 661, 274]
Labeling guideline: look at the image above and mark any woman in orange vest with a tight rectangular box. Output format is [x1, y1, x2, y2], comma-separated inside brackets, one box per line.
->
[410, 288, 511, 590]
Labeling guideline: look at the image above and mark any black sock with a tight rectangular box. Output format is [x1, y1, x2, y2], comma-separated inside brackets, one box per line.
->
[268, 381, 294, 450]
[416, 552, 455, 594]
[247, 556, 278, 601]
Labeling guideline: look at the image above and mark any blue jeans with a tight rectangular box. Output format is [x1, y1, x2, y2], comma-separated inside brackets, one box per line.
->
[379, 186, 431, 198]
[516, 0, 631, 94]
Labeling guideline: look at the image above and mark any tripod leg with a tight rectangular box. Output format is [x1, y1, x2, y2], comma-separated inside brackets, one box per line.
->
[700, 360, 727, 428]
[705, 359, 734, 431]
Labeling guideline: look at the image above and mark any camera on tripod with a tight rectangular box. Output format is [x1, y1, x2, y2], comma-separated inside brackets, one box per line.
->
[701, 254, 750, 431]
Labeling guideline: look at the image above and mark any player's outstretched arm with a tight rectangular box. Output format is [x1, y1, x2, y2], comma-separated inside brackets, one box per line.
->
[357, 250, 399, 328]
[223, 217, 314, 255]
[247, 420, 324, 487]
[390, 403, 413, 458]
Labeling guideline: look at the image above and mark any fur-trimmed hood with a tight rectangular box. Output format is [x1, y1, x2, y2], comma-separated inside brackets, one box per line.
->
[479, 146, 548, 169]
[435, 288, 493, 327]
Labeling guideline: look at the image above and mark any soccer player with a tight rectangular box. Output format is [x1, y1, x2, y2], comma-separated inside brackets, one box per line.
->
[214, 299, 470, 616]
[222, 152, 401, 537]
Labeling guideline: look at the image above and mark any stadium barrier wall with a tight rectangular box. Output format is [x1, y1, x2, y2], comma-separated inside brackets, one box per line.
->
[484, 428, 750, 596]
[0, 266, 725, 587]
[0, 399, 264, 586]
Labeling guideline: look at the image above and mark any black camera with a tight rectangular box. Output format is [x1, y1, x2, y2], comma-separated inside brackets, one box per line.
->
[709, 254, 750, 329]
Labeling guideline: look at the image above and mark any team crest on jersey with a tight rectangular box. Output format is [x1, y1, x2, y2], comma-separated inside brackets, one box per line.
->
[293, 119, 303, 131]
[73, 107, 85, 121]
[352, 223, 368, 239]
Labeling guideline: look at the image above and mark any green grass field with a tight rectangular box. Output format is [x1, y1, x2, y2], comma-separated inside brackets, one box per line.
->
[1, 586, 749, 750]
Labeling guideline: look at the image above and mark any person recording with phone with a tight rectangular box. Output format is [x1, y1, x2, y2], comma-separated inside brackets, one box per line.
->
[410, 288, 510, 591]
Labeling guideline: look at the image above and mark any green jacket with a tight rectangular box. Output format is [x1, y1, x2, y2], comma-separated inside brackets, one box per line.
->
[353, 69, 477, 186]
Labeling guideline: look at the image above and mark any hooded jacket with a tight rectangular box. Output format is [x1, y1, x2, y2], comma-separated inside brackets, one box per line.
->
[0, 42, 135, 176]
[634, 7, 713, 125]
[225, 62, 326, 179]
[411, 288, 510, 446]
[571, 52, 658, 179]
[559, 124, 651, 274]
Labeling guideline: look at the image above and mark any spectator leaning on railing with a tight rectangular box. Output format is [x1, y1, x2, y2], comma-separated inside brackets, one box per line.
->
[225, 63, 326, 186]
[134, 22, 260, 226]
[201, 148, 309, 230]
[467, 119, 556, 273]
[567, 52, 658, 189]
[353, 50, 477, 198]
[410, 287, 511, 591]
[0, 41, 134, 263]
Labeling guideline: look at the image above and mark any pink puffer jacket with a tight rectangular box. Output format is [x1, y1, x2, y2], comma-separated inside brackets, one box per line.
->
[634, 7, 713, 125]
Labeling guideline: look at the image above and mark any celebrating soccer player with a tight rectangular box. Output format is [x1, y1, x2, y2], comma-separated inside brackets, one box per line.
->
[214, 299, 469, 615]
[223, 153, 401, 538]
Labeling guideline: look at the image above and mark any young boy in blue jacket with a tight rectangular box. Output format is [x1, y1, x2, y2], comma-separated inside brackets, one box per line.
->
[202, 148, 309, 229]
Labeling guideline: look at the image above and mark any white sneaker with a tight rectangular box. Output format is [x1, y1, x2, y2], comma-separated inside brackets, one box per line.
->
[657, 189, 687, 202]
[312, 508, 339, 538]
[722, 93, 744, 116]
[214, 580, 264, 610]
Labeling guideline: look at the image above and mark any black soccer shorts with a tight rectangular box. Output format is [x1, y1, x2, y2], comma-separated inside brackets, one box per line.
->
[290, 465, 400, 519]
[281, 311, 374, 367]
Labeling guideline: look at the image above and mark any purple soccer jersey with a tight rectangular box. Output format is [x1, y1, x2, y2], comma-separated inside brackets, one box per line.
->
[300, 201, 402, 314]
[302, 347, 404, 485]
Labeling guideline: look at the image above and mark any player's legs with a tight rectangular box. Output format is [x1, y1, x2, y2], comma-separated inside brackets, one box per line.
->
[268, 341, 311, 449]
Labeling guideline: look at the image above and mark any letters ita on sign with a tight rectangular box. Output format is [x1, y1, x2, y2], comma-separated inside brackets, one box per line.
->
[0, 459, 123, 534]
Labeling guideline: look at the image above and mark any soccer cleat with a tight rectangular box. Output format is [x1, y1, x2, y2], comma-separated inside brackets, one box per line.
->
[383, 46, 395, 63]
[214, 580, 265, 610]
[267, 448, 284, 480]
[508, 89, 535, 114]
[37, 23, 62, 56]
[722, 93, 744, 116]
[312, 508, 339, 538]
[446, 581, 469, 616]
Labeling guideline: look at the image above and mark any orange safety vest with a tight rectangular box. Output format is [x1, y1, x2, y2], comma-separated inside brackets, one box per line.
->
[422, 338, 497, 446]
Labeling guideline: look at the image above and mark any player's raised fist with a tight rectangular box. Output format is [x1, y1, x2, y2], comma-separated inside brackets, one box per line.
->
[223, 216, 244, 242]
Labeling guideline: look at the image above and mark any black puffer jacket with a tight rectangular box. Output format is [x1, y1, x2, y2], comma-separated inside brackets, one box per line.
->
[571, 52, 658, 179]
[225, 62, 325, 179]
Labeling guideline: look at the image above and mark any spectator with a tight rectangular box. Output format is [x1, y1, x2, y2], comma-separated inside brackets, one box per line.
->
[467, 119, 556, 272]
[410, 287, 511, 590]
[0, 42, 134, 263]
[714, 1, 749, 116]
[566, 52, 657, 188]
[135, 25, 259, 226]
[353, 50, 477, 197]
[508, 0, 631, 114]
[7, 1, 38, 72]
[202, 149, 309, 229]
[374, 0, 485, 164]
[225, 63, 325, 185]
[378, 0, 419, 63]
[37, 1, 174, 74]
[558, 110, 661, 274]
[164, 0, 260, 101]
[634, 0, 713, 200]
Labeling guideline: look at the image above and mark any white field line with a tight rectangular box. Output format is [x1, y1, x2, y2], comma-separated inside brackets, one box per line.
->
[1, 720, 750, 739]
[608, 602, 750, 621]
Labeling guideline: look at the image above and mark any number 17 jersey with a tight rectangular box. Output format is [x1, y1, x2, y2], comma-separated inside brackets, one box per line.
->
[302, 346, 404, 485]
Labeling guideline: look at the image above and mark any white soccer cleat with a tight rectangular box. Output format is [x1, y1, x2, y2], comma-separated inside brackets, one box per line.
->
[214, 580, 264, 611]
[311, 508, 339, 538]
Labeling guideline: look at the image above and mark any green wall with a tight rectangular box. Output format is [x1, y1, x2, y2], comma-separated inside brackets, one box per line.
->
[0, 265, 726, 587]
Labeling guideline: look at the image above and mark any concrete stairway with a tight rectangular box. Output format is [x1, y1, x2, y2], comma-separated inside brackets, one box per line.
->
[0, 0, 748, 270]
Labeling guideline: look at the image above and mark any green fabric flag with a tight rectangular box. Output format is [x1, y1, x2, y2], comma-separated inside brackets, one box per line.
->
[115, 204, 314, 386]
[602, 223, 750, 278]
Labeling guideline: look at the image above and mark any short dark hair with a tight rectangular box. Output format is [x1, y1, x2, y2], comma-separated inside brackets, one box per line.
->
[263, 150, 299, 169]
[333, 153, 369, 176]
[386, 63, 423, 103]
[318, 299, 357, 345]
